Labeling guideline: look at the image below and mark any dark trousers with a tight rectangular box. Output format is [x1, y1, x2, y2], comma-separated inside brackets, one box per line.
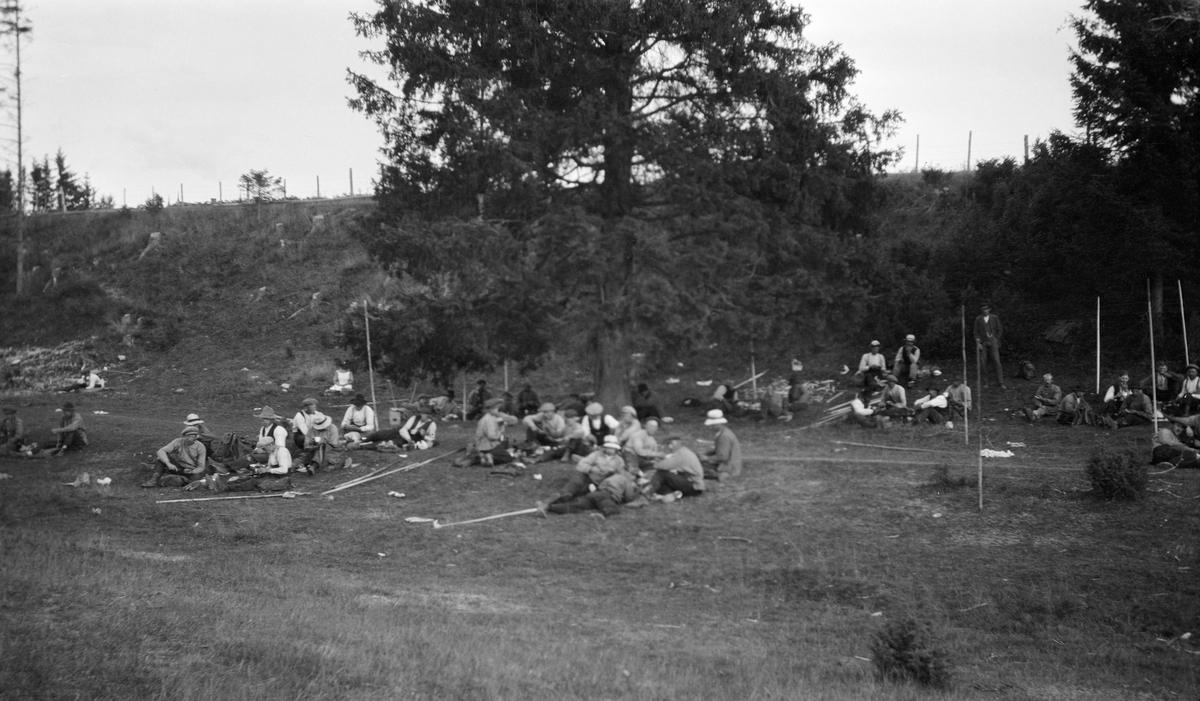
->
[980, 344, 1003, 386]
[547, 490, 621, 517]
[913, 407, 944, 425]
[55, 430, 87, 451]
[649, 470, 702, 497]
[550, 472, 597, 503]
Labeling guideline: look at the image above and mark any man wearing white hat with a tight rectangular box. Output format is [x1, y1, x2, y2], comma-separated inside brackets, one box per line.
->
[853, 341, 888, 389]
[183, 413, 216, 454]
[893, 334, 921, 388]
[300, 412, 342, 472]
[700, 409, 742, 481]
[543, 434, 628, 506]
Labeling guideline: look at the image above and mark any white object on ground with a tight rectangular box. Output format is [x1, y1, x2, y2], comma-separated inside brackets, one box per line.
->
[63, 473, 91, 487]
[696, 380, 713, 386]
[96, 477, 112, 486]
[404, 516, 435, 523]
[533, 474, 542, 480]
[1006, 442, 1026, 447]
[666, 378, 680, 384]
[0, 473, 10, 480]
[979, 449, 1014, 458]
[387, 491, 406, 498]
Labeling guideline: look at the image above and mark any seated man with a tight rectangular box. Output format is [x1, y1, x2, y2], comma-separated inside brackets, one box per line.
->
[466, 379, 491, 421]
[912, 387, 951, 427]
[1, 405, 26, 454]
[340, 394, 377, 443]
[292, 398, 320, 452]
[533, 409, 591, 463]
[701, 409, 742, 481]
[632, 383, 664, 421]
[522, 402, 566, 447]
[515, 383, 541, 418]
[710, 381, 738, 415]
[1116, 387, 1156, 427]
[852, 340, 888, 389]
[849, 389, 883, 429]
[143, 426, 208, 488]
[299, 413, 342, 473]
[538, 470, 640, 518]
[893, 334, 921, 388]
[1142, 362, 1182, 404]
[785, 373, 812, 414]
[877, 375, 910, 420]
[1101, 373, 1132, 417]
[219, 438, 294, 492]
[582, 402, 621, 446]
[1022, 374, 1062, 422]
[49, 402, 88, 456]
[474, 397, 518, 466]
[399, 406, 438, 449]
[1056, 387, 1092, 426]
[623, 417, 663, 473]
[1177, 364, 1200, 415]
[644, 434, 705, 500]
[942, 379, 972, 422]
[253, 406, 291, 456]
[327, 362, 354, 395]
[542, 435, 627, 505]
[427, 390, 458, 418]
[614, 405, 642, 445]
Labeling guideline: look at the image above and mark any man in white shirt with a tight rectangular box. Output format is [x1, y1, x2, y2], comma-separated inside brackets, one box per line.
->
[341, 393, 377, 442]
[292, 398, 319, 451]
[913, 387, 951, 427]
[853, 340, 888, 389]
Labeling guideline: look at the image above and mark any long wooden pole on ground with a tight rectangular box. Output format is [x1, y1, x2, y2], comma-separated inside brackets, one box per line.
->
[1179, 280, 1189, 363]
[364, 298, 377, 412]
[1096, 297, 1101, 394]
[321, 448, 462, 496]
[433, 507, 540, 529]
[1149, 280, 1159, 436]
[961, 305, 969, 444]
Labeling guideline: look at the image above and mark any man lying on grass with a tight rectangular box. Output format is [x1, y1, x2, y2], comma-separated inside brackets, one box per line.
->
[537, 471, 641, 518]
[541, 435, 628, 506]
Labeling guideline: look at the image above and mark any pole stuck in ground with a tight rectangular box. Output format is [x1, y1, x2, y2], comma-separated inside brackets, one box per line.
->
[961, 304, 968, 444]
[750, 338, 758, 399]
[364, 298, 377, 411]
[975, 333, 983, 511]
[1096, 296, 1101, 394]
[1148, 280, 1159, 436]
[1179, 280, 1189, 363]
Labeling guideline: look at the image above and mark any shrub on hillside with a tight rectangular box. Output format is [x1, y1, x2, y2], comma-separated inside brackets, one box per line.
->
[870, 617, 951, 688]
[1085, 448, 1147, 501]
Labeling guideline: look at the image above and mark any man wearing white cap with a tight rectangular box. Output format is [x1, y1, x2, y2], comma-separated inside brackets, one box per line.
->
[292, 398, 320, 452]
[894, 335, 921, 388]
[543, 435, 628, 505]
[523, 402, 566, 446]
[700, 409, 742, 481]
[853, 341, 888, 389]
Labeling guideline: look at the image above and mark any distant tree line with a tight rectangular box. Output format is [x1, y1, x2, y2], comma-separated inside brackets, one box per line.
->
[0, 148, 112, 213]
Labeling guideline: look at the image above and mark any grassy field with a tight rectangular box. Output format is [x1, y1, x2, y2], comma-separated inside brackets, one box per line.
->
[2, 379, 1198, 701]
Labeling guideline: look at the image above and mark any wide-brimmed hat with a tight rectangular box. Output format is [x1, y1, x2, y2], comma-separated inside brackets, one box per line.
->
[538, 402, 556, 412]
[905, 334, 916, 342]
[870, 340, 881, 347]
[301, 397, 318, 407]
[184, 413, 204, 426]
[619, 405, 637, 416]
[351, 393, 367, 406]
[484, 397, 506, 409]
[601, 435, 621, 449]
[256, 406, 282, 420]
[181, 426, 199, 437]
[585, 402, 603, 416]
[62, 402, 75, 411]
[704, 409, 727, 426]
[311, 413, 332, 430]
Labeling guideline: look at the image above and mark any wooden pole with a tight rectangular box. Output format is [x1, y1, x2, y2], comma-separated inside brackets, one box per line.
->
[462, 375, 468, 423]
[1096, 296, 1101, 394]
[1179, 280, 1189, 363]
[321, 449, 461, 496]
[1149, 280, 1159, 436]
[364, 298, 377, 413]
[433, 507, 540, 529]
[961, 304, 969, 444]
[967, 131, 973, 172]
[914, 134, 920, 172]
[317, 175, 321, 199]
[976, 339, 983, 511]
[504, 360, 509, 392]
[750, 338, 758, 398]
[156, 492, 307, 504]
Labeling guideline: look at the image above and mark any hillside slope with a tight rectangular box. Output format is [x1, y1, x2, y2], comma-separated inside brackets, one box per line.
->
[0, 199, 388, 398]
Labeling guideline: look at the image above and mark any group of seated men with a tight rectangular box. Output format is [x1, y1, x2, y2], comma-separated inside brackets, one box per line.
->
[1020, 362, 1200, 428]
[464, 395, 742, 517]
[141, 394, 441, 490]
[0, 401, 88, 458]
[848, 374, 971, 429]
[852, 335, 924, 389]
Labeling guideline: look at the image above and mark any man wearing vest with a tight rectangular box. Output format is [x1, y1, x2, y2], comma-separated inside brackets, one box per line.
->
[973, 303, 1006, 389]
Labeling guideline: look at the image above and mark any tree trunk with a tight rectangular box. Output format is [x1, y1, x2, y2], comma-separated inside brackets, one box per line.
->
[593, 323, 631, 412]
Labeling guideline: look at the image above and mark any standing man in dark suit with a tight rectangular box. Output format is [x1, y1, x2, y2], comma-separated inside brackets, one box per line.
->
[973, 303, 1006, 389]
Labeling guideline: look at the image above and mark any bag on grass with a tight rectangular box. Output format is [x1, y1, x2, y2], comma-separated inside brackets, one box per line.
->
[211, 432, 254, 463]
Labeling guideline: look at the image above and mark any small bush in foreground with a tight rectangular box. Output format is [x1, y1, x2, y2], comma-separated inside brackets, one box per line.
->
[870, 617, 951, 688]
[1085, 448, 1147, 501]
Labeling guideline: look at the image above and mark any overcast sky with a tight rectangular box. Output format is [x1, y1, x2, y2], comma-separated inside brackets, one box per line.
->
[8, 0, 1083, 206]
